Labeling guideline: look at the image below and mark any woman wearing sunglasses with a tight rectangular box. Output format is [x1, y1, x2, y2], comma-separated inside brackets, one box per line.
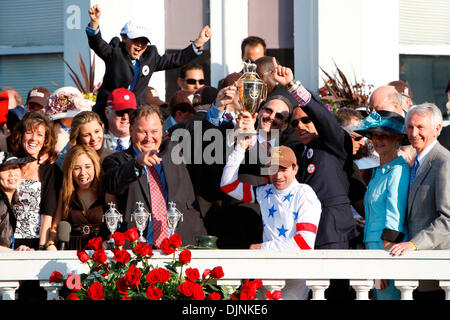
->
[354, 111, 410, 300]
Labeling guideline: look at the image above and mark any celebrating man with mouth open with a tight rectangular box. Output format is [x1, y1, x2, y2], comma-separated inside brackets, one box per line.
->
[86, 4, 211, 123]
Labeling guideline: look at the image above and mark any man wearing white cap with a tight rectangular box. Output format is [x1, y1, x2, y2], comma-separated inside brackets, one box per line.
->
[86, 4, 211, 123]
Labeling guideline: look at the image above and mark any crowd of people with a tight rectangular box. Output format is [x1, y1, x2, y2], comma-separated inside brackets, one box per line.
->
[0, 4, 450, 300]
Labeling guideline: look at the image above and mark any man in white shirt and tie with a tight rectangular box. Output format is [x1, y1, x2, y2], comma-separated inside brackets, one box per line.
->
[104, 88, 137, 152]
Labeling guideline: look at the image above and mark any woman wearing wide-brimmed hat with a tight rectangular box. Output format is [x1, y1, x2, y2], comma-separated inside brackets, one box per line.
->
[355, 110, 410, 300]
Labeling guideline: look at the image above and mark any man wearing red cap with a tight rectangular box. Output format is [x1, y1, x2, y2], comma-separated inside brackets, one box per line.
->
[104, 88, 137, 152]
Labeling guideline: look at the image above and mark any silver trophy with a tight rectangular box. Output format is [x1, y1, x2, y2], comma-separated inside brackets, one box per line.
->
[166, 202, 183, 237]
[103, 202, 123, 248]
[235, 61, 267, 135]
[131, 201, 151, 243]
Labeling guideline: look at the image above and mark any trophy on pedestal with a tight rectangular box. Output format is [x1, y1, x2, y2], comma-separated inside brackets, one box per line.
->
[103, 202, 122, 248]
[131, 202, 151, 243]
[235, 61, 267, 135]
[166, 202, 183, 237]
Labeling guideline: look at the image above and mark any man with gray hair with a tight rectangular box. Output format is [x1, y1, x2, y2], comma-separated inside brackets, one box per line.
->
[390, 102, 450, 299]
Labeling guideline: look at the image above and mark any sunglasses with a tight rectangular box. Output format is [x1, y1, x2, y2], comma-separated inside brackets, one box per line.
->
[185, 78, 205, 85]
[290, 116, 312, 127]
[113, 108, 134, 117]
[351, 135, 364, 141]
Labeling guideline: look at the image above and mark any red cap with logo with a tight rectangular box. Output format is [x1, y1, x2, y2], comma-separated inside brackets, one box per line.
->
[107, 88, 137, 111]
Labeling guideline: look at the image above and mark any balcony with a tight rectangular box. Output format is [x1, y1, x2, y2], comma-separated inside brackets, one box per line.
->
[1, 249, 450, 300]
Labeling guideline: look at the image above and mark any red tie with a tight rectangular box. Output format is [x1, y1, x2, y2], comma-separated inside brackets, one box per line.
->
[146, 166, 168, 248]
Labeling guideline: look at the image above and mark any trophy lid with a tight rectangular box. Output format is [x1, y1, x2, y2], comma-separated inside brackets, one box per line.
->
[237, 61, 264, 83]
[166, 201, 183, 221]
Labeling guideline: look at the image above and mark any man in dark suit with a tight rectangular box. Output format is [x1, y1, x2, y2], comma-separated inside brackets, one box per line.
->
[86, 4, 211, 122]
[102, 105, 206, 248]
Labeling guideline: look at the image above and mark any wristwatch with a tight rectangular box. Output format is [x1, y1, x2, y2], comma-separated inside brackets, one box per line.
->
[285, 80, 301, 92]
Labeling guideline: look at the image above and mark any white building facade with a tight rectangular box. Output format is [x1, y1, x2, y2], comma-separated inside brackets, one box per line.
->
[0, 0, 448, 110]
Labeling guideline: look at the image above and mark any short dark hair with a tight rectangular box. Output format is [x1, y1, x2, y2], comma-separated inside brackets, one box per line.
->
[241, 36, 266, 58]
[445, 79, 450, 93]
[178, 63, 204, 79]
[335, 108, 363, 128]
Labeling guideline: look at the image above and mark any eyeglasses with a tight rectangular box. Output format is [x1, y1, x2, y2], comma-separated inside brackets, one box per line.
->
[290, 116, 312, 127]
[262, 107, 286, 121]
[185, 78, 205, 85]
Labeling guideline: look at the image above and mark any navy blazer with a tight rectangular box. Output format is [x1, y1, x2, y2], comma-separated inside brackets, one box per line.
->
[290, 94, 358, 247]
[87, 30, 199, 117]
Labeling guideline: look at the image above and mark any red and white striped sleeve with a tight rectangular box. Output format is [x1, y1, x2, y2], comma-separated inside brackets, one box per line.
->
[220, 148, 256, 204]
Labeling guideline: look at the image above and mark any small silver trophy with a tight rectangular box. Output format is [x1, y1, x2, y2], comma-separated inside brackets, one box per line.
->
[131, 201, 151, 243]
[103, 202, 122, 248]
[166, 202, 183, 237]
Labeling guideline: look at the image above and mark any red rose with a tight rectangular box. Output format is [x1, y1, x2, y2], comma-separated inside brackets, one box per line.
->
[66, 274, 81, 292]
[123, 264, 141, 287]
[49, 270, 63, 283]
[92, 249, 108, 264]
[160, 239, 175, 255]
[125, 227, 139, 242]
[76, 249, 90, 263]
[168, 234, 182, 249]
[210, 266, 224, 279]
[111, 232, 126, 247]
[66, 293, 80, 300]
[239, 291, 254, 300]
[265, 290, 282, 300]
[86, 237, 103, 251]
[178, 249, 191, 265]
[202, 269, 211, 279]
[191, 283, 205, 300]
[133, 242, 153, 257]
[178, 281, 194, 297]
[185, 267, 200, 282]
[146, 286, 163, 300]
[116, 277, 128, 295]
[121, 296, 132, 300]
[156, 268, 171, 284]
[207, 292, 222, 300]
[87, 282, 104, 300]
[146, 268, 171, 285]
[113, 248, 131, 265]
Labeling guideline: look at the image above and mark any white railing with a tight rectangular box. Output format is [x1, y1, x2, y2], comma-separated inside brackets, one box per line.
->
[1, 249, 450, 300]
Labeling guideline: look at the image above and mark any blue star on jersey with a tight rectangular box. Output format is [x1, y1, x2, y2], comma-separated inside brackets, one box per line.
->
[268, 205, 277, 218]
[283, 192, 294, 202]
[277, 225, 288, 238]
[264, 188, 274, 199]
[293, 211, 299, 220]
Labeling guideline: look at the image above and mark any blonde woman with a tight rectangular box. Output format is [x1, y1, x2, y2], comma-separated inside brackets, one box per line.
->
[56, 111, 112, 168]
[49, 145, 113, 250]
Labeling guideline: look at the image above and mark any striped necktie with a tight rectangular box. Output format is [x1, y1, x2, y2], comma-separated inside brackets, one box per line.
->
[409, 156, 419, 189]
[146, 166, 168, 248]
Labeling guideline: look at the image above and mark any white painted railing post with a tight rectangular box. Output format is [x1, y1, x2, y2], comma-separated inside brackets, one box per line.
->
[350, 280, 374, 300]
[261, 280, 285, 300]
[0, 281, 20, 300]
[40, 281, 64, 300]
[306, 280, 329, 300]
[439, 281, 450, 300]
[394, 280, 418, 300]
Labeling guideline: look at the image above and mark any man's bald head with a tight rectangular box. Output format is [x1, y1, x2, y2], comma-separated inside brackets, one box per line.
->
[369, 85, 404, 115]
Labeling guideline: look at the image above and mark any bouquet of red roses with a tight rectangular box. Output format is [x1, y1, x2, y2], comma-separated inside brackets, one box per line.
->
[49, 227, 281, 300]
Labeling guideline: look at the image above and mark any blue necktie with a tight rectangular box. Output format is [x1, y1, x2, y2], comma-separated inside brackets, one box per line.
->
[116, 139, 123, 151]
[409, 156, 419, 188]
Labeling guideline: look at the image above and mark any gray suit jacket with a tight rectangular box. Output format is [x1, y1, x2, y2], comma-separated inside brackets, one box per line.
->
[408, 142, 450, 250]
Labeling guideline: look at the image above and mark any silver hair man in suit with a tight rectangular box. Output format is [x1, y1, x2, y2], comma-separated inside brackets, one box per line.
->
[390, 102, 450, 299]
